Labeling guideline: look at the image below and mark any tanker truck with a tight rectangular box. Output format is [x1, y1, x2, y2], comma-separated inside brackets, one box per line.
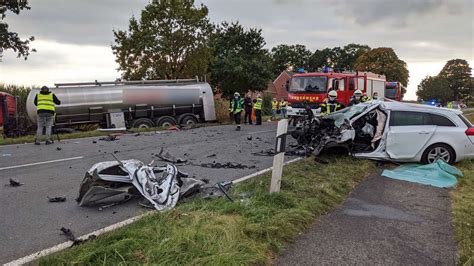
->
[25, 79, 216, 129]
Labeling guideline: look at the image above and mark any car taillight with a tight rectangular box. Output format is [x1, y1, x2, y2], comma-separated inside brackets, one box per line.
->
[466, 128, 474, 136]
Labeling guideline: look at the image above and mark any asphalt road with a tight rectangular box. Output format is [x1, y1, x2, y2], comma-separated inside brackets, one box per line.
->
[275, 171, 457, 265]
[0, 122, 294, 263]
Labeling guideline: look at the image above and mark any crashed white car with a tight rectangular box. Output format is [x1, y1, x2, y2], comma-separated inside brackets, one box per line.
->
[291, 101, 474, 164]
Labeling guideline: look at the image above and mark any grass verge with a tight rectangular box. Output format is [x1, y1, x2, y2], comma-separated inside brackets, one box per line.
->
[40, 156, 375, 265]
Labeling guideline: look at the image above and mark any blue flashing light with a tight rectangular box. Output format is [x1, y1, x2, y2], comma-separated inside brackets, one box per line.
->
[298, 68, 305, 73]
[323, 66, 329, 73]
[431, 101, 435, 105]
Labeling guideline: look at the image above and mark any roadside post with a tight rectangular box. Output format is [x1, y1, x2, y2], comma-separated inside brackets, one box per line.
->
[270, 119, 288, 193]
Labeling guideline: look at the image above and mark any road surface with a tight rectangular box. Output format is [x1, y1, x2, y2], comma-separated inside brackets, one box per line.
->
[275, 171, 457, 265]
[0, 123, 293, 263]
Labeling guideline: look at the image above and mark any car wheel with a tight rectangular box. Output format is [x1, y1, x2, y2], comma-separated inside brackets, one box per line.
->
[421, 143, 455, 164]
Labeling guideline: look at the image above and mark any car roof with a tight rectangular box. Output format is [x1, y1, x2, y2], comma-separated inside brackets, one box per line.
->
[379, 101, 463, 115]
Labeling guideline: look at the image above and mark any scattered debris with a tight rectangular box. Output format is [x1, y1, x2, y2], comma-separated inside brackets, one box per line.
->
[113, 151, 120, 154]
[206, 154, 216, 158]
[60, 227, 96, 246]
[56, 147, 62, 151]
[48, 196, 66, 203]
[247, 136, 252, 140]
[92, 140, 97, 144]
[256, 137, 262, 140]
[199, 162, 256, 169]
[314, 157, 329, 164]
[8, 178, 23, 187]
[156, 147, 187, 164]
[99, 134, 119, 141]
[166, 126, 180, 131]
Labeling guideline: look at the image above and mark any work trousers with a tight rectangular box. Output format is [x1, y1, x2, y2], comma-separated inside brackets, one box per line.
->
[234, 111, 242, 125]
[36, 113, 54, 141]
[244, 108, 252, 124]
[280, 109, 287, 119]
[254, 109, 262, 125]
[271, 109, 277, 120]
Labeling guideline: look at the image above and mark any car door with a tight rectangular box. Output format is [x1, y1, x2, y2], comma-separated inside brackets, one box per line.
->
[386, 111, 436, 159]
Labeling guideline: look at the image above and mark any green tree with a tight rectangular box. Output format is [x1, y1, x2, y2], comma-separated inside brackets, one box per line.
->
[270, 44, 311, 75]
[112, 0, 213, 80]
[209, 22, 272, 97]
[416, 76, 452, 105]
[354, 47, 409, 95]
[308, 48, 336, 71]
[0, 0, 35, 61]
[339, 43, 371, 69]
[438, 59, 472, 100]
[307, 44, 370, 71]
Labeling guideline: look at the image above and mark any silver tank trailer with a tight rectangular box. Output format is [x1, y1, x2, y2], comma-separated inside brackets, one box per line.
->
[26, 81, 216, 125]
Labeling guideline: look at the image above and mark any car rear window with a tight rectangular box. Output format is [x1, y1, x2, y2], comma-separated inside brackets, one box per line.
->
[428, 114, 456, 127]
[458, 114, 473, 128]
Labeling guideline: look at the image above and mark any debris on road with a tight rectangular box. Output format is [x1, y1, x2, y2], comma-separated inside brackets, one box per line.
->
[99, 134, 120, 141]
[56, 147, 62, 151]
[206, 154, 216, 158]
[60, 227, 96, 246]
[247, 136, 252, 140]
[199, 161, 256, 169]
[77, 157, 231, 211]
[156, 147, 187, 164]
[382, 160, 462, 188]
[166, 125, 180, 131]
[8, 178, 23, 187]
[48, 196, 66, 203]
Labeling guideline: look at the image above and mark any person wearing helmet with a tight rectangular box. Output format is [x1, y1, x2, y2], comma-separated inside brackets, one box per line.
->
[229, 92, 243, 130]
[361, 92, 371, 102]
[320, 90, 344, 115]
[349, 89, 364, 106]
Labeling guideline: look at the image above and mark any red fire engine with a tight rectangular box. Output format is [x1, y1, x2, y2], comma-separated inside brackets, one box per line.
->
[286, 70, 386, 117]
[385, 81, 403, 101]
[0, 92, 18, 137]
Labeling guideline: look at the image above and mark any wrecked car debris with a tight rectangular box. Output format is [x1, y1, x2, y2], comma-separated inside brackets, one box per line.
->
[156, 147, 187, 164]
[99, 134, 121, 141]
[48, 196, 66, 203]
[77, 157, 232, 211]
[199, 162, 256, 169]
[60, 227, 96, 246]
[8, 178, 23, 187]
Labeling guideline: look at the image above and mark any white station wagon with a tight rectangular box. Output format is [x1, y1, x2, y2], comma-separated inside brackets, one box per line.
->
[292, 101, 474, 164]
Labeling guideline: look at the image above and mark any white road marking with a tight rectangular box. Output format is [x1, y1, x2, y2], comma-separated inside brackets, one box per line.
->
[0, 156, 84, 171]
[4, 157, 302, 265]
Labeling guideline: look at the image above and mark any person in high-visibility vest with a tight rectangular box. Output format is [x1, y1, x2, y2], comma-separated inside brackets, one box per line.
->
[34, 86, 61, 145]
[243, 93, 253, 125]
[447, 101, 453, 109]
[279, 98, 287, 119]
[271, 98, 278, 120]
[229, 92, 244, 131]
[253, 94, 263, 125]
[320, 90, 344, 115]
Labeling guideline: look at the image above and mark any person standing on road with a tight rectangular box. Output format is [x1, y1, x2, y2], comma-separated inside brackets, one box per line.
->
[229, 92, 243, 131]
[34, 86, 61, 145]
[271, 97, 278, 120]
[253, 94, 263, 125]
[279, 97, 287, 119]
[320, 90, 344, 115]
[243, 93, 253, 125]
[349, 89, 364, 106]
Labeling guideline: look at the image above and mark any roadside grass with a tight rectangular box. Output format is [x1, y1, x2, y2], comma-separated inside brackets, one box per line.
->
[452, 159, 474, 265]
[40, 156, 376, 265]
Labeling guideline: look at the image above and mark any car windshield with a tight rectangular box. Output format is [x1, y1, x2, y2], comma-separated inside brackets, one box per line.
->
[289, 76, 327, 93]
[325, 103, 372, 127]
[385, 88, 398, 99]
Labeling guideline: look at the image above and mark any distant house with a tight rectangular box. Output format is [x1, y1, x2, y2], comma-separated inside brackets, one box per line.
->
[247, 70, 294, 99]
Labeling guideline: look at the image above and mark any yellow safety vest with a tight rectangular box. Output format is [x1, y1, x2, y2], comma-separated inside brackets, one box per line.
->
[280, 101, 287, 110]
[272, 101, 278, 110]
[37, 92, 55, 112]
[254, 97, 263, 110]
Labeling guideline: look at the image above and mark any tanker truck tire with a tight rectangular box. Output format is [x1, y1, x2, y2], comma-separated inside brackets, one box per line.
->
[155, 116, 177, 128]
[131, 118, 154, 129]
[178, 114, 198, 126]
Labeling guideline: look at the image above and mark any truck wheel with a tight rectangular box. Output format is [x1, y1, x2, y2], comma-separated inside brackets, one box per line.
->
[179, 114, 198, 126]
[155, 116, 177, 128]
[131, 118, 154, 129]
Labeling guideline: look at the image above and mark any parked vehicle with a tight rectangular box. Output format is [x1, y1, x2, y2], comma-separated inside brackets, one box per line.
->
[0, 92, 18, 137]
[291, 101, 474, 164]
[286, 70, 386, 118]
[385, 81, 403, 101]
[25, 79, 216, 129]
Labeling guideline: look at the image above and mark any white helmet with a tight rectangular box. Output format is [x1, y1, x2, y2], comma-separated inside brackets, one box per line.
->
[354, 89, 363, 97]
[234, 92, 240, 97]
[328, 90, 338, 98]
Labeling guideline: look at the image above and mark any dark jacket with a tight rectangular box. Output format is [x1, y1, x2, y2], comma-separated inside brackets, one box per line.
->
[321, 99, 345, 114]
[243, 96, 253, 111]
[34, 91, 61, 114]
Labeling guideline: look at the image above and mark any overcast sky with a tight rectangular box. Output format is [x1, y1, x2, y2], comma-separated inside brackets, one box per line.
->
[0, 0, 472, 100]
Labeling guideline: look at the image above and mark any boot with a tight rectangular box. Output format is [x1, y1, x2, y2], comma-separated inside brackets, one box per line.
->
[34, 140, 40, 145]
[45, 140, 53, 145]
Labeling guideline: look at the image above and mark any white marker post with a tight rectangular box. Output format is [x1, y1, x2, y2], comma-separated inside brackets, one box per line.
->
[270, 119, 288, 193]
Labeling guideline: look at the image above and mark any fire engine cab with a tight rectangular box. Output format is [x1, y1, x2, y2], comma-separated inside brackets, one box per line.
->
[286, 70, 386, 117]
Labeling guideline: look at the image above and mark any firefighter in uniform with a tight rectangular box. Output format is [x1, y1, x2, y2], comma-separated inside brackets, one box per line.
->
[320, 90, 344, 115]
[229, 92, 243, 130]
[271, 98, 278, 120]
[253, 94, 263, 125]
[349, 89, 367, 106]
[34, 86, 61, 145]
[362, 92, 371, 102]
[279, 98, 287, 119]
